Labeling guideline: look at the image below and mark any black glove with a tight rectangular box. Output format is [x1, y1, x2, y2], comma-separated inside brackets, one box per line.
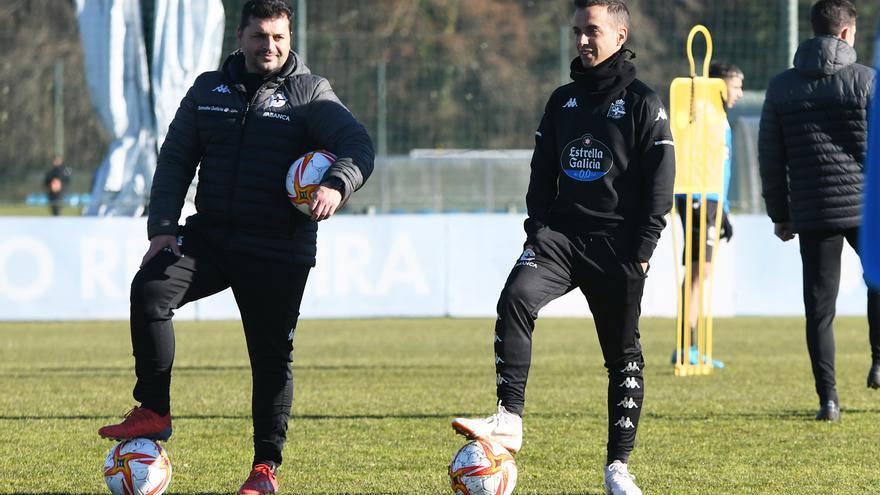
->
[720, 213, 733, 241]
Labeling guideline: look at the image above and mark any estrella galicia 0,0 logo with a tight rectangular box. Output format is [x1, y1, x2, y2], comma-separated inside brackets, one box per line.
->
[560, 134, 614, 182]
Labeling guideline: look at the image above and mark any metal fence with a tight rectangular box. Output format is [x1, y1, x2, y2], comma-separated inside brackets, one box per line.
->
[1, 0, 877, 213]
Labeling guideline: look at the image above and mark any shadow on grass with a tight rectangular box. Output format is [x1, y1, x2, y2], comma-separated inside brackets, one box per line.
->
[4, 408, 876, 422]
[0, 412, 456, 421]
[2, 363, 450, 377]
[645, 408, 878, 420]
[1, 364, 251, 376]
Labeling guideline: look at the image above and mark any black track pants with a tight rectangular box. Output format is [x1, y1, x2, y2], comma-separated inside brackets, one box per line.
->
[799, 227, 880, 404]
[494, 227, 647, 464]
[129, 228, 310, 466]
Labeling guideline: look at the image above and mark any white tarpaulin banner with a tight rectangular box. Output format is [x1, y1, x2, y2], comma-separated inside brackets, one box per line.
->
[151, 0, 225, 218]
[0, 215, 869, 321]
[76, 0, 225, 217]
[152, 0, 225, 148]
[76, 0, 156, 216]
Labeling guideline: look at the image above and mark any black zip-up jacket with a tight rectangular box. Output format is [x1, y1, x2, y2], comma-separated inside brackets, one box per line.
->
[526, 56, 676, 262]
[759, 36, 875, 233]
[148, 50, 374, 265]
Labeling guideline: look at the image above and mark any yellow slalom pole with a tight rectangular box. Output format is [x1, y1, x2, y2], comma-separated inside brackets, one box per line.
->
[670, 24, 725, 376]
[671, 201, 685, 374]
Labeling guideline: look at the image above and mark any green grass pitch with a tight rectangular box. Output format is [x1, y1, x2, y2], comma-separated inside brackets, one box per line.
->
[1, 317, 878, 494]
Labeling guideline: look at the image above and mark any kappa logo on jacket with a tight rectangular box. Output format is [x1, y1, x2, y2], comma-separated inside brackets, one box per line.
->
[212, 84, 232, 94]
[655, 107, 668, 121]
[562, 97, 578, 109]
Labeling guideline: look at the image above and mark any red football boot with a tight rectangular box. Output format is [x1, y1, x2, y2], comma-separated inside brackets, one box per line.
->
[238, 464, 278, 495]
[98, 406, 172, 441]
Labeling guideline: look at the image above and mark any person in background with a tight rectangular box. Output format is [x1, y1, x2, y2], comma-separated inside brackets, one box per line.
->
[759, 0, 878, 422]
[44, 155, 71, 216]
[673, 62, 744, 368]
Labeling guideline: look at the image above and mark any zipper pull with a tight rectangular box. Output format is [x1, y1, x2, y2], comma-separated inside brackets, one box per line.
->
[241, 103, 250, 125]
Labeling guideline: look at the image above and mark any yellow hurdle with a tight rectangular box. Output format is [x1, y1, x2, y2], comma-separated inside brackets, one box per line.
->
[668, 25, 728, 377]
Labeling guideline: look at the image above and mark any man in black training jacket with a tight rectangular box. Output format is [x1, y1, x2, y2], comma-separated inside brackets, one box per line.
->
[452, 1, 674, 494]
[98, 1, 374, 493]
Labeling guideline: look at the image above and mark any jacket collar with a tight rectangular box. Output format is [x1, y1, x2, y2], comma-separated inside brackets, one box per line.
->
[793, 36, 857, 78]
[221, 49, 311, 87]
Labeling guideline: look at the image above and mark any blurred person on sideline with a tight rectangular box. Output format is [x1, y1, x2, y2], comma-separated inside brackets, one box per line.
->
[759, 0, 878, 422]
[451, 1, 675, 494]
[44, 155, 71, 216]
[672, 62, 744, 368]
[861, 24, 880, 289]
[96, 1, 374, 493]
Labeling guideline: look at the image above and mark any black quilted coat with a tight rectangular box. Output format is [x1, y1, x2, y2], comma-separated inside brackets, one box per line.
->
[148, 51, 374, 264]
[758, 36, 875, 233]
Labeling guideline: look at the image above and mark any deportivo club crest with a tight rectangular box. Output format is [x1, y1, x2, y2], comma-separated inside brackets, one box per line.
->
[269, 93, 288, 108]
[607, 99, 626, 119]
[560, 134, 614, 182]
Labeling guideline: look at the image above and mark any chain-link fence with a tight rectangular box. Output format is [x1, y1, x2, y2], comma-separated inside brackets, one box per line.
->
[1, 0, 877, 213]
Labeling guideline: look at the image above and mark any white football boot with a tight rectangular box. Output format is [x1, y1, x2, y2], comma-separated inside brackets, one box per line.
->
[451, 402, 523, 454]
[604, 461, 642, 495]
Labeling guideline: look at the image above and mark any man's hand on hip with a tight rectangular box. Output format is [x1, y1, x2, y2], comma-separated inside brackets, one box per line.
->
[774, 222, 795, 242]
[310, 185, 342, 222]
[141, 234, 180, 267]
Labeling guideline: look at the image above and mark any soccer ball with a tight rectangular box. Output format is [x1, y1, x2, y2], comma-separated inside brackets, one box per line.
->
[286, 150, 336, 216]
[448, 439, 517, 495]
[103, 438, 172, 495]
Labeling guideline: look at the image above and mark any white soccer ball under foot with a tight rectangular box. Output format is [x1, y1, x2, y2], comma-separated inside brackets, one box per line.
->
[449, 439, 517, 495]
[103, 438, 172, 495]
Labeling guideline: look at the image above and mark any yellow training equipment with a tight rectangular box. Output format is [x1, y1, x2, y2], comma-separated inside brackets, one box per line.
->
[669, 25, 728, 377]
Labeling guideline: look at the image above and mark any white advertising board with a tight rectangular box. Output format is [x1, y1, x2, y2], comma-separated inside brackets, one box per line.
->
[0, 215, 869, 320]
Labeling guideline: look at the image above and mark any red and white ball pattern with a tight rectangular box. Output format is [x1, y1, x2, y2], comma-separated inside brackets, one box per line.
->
[285, 150, 336, 216]
[449, 439, 517, 495]
[103, 438, 172, 495]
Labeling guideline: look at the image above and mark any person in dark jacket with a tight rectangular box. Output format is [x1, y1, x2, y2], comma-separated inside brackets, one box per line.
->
[44, 155, 71, 216]
[452, 2, 674, 494]
[97, 1, 374, 493]
[759, 0, 878, 422]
